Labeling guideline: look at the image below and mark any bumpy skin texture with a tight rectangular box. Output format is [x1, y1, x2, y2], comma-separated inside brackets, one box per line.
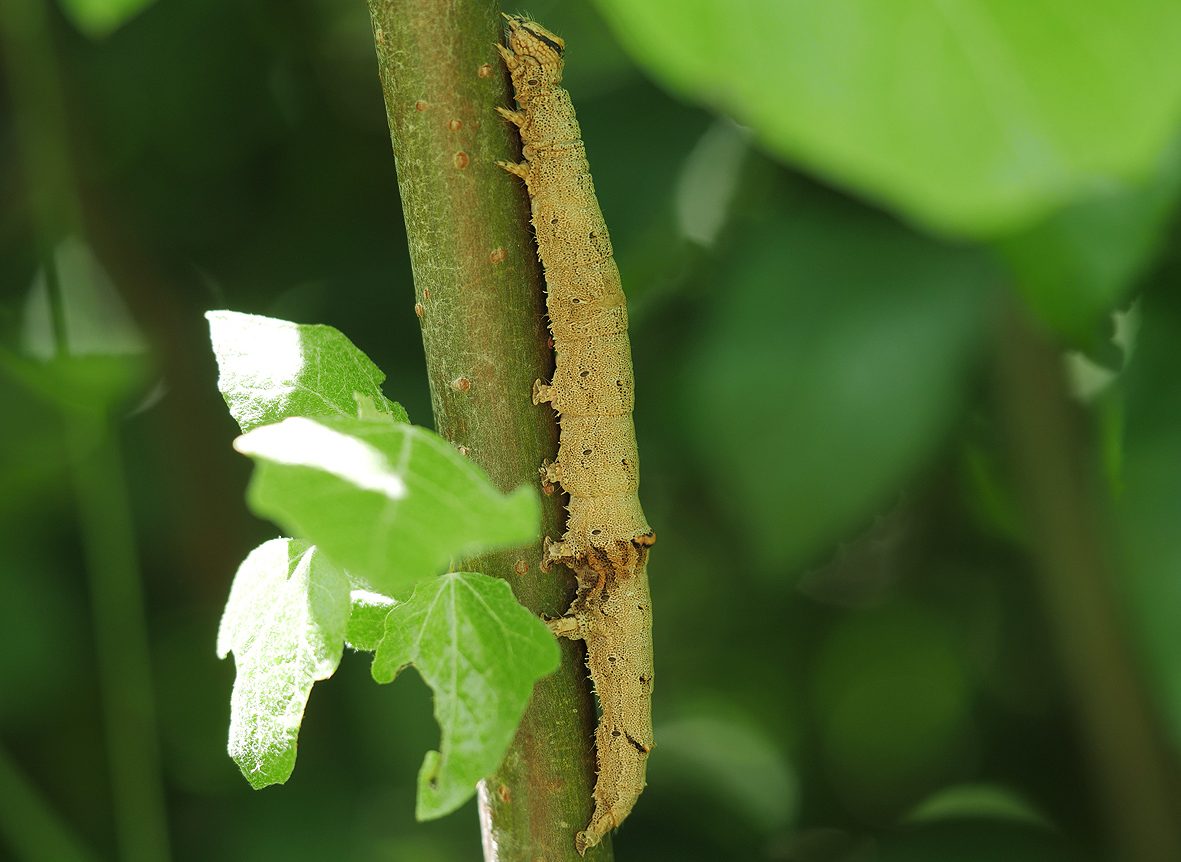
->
[498, 16, 655, 855]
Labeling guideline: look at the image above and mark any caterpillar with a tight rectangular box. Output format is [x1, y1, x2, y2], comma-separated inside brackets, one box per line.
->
[497, 15, 656, 855]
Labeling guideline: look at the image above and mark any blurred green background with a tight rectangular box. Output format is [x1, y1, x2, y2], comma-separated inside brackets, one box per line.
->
[3, 0, 1181, 860]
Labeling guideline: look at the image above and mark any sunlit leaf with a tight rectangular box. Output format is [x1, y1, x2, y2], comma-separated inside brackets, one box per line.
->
[370, 572, 558, 819]
[593, 0, 1181, 237]
[216, 538, 350, 789]
[234, 416, 539, 596]
[345, 589, 397, 651]
[207, 310, 408, 434]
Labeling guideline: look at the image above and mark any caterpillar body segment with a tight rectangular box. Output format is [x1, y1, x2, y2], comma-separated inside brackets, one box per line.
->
[549, 542, 654, 855]
[499, 15, 655, 854]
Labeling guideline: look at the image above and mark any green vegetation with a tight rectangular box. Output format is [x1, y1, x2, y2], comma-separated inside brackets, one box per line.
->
[3, 0, 1181, 860]
[207, 309, 552, 817]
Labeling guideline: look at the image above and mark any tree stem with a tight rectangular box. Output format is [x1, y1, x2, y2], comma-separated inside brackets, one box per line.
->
[364, 1, 608, 858]
[996, 305, 1181, 862]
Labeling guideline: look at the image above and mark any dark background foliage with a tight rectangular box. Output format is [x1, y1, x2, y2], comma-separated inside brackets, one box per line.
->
[2, 0, 1180, 860]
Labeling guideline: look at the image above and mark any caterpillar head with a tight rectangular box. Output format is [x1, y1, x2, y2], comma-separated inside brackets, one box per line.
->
[502, 15, 565, 99]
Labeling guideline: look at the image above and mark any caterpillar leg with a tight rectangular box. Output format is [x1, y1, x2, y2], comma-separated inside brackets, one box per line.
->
[496, 106, 526, 127]
[496, 159, 530, 180]
[540, 535, 575, 572]
[539, 459, 562, 486]
[546, 615, 586, 640]
[496, 42, 516, 68]
[533, 378, 555, 404]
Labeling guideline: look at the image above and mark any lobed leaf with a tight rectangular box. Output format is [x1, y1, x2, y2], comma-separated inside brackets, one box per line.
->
[217, 539, 350, 789]
[346, 590, 398, 651]
[206, 310, 407, 434]
[233, 416, 539, 596]
[370, 572, 559, 819]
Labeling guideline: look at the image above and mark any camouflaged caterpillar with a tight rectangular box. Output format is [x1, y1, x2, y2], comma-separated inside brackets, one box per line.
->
[497, 15, 655, 855]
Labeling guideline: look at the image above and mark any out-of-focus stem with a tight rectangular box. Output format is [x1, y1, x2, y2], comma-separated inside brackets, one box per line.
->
[0, 2, 172, 860]
[997, 305, 1181, 862]
[66, 414, 172, 862]
[0, 0, 80, 240]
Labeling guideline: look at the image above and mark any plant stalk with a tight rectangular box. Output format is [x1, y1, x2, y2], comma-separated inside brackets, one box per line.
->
[364, 1, 608, 858]
[0, 3, 172, 860]
[996, 305, 1181, 862]
[66, 414, 173, 862]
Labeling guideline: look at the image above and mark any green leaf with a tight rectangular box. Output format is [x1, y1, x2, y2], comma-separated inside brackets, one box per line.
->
[6, 236, 153, 414]
[370, 572, 559, 819]
[57, 0, 157, 38]
[650, 707, 797, 833]
[233, 416, 540, 596]
[345, 590, 397, 651]
[23, 237, 147, 360]
[906, 784, 1050, 828]
[592, 0, 1181, 237]
[687, 199, 994, 570]
[206, 310, 408, 434]
[995, 140, 1181, 344]
[216, 538, 350, 789]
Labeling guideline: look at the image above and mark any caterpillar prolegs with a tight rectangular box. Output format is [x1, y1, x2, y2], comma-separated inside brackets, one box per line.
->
[497, 16, 655, 855]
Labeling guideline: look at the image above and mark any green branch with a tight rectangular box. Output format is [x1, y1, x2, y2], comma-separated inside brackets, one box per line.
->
[364, 0, 608, 858]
